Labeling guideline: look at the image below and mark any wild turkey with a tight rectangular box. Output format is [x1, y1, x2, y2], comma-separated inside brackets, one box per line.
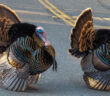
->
[0, 4, 57, 91]
[69, 8, 110, 91]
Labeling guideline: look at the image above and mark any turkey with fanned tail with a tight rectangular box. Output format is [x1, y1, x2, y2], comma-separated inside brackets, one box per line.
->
[69, 8, 110, 91]
[0, 4, 57, 91]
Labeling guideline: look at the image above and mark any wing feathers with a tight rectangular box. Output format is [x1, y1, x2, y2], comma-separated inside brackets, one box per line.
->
[2, 70, 28, 91]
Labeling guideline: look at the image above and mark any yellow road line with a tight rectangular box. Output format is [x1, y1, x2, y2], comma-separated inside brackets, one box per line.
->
[39, 0, 74, 26]
[14, 9, 51, 16]
[39, 0, 110, 28]
[94, 25, 110, 29]
[15, 9, 110, 22]
[72, 16, 110, 22]
[94, 17, 110, 22]
[23, 18, 64, 25]
[45, 0, 75, 23]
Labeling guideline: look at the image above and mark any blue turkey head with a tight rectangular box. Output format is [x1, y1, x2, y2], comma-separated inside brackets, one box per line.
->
[36, 26, 50, 46]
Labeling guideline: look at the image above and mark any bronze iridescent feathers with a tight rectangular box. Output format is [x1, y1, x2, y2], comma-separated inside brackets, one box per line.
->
[69, 8, 94, 57]
[70, 8, 93, 51]
[69, 8, 110, 91]
[79, 20, 94, 52]
[0, 4, 21, 23]
[0, 4, 21, 53]
[0, 4, 57, 91]
[69, 8, 110, 57]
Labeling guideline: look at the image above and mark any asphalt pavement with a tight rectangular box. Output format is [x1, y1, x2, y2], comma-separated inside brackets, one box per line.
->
[0, 0, 110, 96]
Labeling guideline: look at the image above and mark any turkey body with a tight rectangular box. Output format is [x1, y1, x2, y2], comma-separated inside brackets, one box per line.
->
[69, 8, 110, 91]
[0, 4, 57, 91]
[81, 52, 110, 91]
[0, 36, 56, 91]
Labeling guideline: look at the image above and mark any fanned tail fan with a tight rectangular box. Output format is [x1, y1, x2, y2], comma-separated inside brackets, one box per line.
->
[69, 8, 94, 57]
[0, 4, 21, 23]
[70, 8, 93, 50]
[0, 4, 21, 53]
[69, 8, 110, 57]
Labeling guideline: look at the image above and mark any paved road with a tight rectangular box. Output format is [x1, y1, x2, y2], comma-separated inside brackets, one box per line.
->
[0, 0, 110, 96]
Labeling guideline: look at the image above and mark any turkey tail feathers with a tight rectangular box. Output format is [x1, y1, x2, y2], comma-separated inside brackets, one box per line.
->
[0, 4, 21, 54]
[69, 8, 94, 57]
[2, 71, 27, 91]
[70, 8, 93, 49]
[79, 21, 94, 52]
[69, 8, 110, 58]
[52, 59, 57, 71]
[0, 4, 21, 23]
